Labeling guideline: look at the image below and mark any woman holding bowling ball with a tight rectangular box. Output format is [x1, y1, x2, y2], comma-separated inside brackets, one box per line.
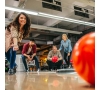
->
[5, 12, 31, 75]
[59, 34, 72, 68]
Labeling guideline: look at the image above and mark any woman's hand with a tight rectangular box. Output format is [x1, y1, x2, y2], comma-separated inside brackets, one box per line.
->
[13, 45, 19, 51]
[68, 52, 70, 56]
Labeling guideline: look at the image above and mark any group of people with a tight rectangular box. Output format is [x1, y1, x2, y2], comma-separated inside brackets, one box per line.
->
[5, 12, 72, 75]
[47, 34, 72, 71]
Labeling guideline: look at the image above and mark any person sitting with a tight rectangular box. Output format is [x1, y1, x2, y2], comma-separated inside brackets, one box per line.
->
[21, 39, 40, 72]
[46, 45, 63, 71]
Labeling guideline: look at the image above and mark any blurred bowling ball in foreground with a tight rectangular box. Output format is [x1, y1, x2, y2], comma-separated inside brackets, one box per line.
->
[71, 32, 95, 86]
[52, 56, 58, 63]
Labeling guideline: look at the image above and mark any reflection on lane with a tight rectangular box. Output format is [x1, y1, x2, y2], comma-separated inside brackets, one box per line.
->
[5, 72, 94, 90]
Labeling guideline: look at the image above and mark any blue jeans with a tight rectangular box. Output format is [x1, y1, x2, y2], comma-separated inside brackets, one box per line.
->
[21, 55, 39, 71]
[64, 52, 71, 67]
[5, 48, 17, 69]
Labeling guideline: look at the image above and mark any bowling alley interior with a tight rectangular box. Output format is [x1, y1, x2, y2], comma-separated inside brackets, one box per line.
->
[5, 0, 95, 90]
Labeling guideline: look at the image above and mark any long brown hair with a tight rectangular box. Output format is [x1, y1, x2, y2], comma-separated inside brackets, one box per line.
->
[6, 12, 31, 38]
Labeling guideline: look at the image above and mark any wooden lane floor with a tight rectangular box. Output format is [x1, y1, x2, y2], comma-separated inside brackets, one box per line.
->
[5, 72, 94, 90]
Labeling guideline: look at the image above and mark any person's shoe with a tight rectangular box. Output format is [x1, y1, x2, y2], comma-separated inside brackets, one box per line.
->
[8, 69, 15, 75]
[68, 66, 70, 68]
[26, 69, 29, 72]
[37, 69, 40, 72]
[13, 65, 18, 73]
[50, 69, 54, 71]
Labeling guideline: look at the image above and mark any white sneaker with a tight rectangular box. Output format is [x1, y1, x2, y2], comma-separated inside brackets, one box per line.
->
[26, 69, 29, 72]
[37, 69, 40, 72]
[26, 70, 29, 72]
[68, 66, 70, 68]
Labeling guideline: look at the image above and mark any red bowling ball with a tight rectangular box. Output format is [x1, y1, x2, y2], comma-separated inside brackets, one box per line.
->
[52, 56, 58, 63]
[71, 32, 95, 86]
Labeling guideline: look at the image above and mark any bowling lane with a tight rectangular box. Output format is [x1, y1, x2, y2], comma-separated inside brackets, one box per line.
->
[5, 72, 94, 90]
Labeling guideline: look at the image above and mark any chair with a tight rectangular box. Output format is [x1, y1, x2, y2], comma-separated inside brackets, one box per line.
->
[27, 60, 36, 72]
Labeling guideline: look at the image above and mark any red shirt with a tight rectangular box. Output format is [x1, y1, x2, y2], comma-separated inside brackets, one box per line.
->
[22, 43, 36, 55]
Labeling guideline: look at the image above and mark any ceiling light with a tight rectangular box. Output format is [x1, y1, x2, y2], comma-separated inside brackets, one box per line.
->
[38, 12, 95, 27]
[5, 6, 38, 15]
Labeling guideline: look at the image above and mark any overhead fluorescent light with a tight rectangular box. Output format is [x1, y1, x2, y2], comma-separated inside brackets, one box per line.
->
[5, 6, 95, 27]
[38, 12, 95, 27]
[5, 6, 38, 15]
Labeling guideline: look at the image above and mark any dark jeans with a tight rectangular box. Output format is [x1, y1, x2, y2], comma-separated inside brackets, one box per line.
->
[21, 55, 39, 71]
[47, 60, 63, 70]
[64, 52, 71, 67]
[5, 48, 17, 69]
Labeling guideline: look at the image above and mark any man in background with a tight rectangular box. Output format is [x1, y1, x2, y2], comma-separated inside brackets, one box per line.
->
[21, 39, 40, 72]
[47, 45, 63, 71]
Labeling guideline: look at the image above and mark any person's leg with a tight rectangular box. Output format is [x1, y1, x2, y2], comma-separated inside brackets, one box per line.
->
[56, 60, 63, 69]
[46, 60, 52, 70]
[51, 62, 55, 70]
[5, 49, 10, 69]
[6, 48, 16, 75]
[33, 56, 39, 70]
[5, 49, 13, 74]
[14, 63, 17, 67]
[67, 52, 71, 67]
[21, 55, 28, 71]
[5, 49, 10, 62]
[5, 49, 17, 68]
[10, 48, 16, 69]
[64, 52, 68, 65]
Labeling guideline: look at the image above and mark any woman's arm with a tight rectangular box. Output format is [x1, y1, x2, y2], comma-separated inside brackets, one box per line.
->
[58, 51, 63, 60]
[10, 26, 19, 50]
[68, 40, 72, 53]
[32, 45, 37, 58]
[13, 38, 17, 46]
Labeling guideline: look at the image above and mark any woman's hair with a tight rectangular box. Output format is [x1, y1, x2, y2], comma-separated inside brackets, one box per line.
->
[6, 12, 31, 38]
[62, 34, 68, 39]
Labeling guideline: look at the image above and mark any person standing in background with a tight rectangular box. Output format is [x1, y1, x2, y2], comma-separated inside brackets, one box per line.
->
[59, 34, 72, 68]
[5, 12, 31, 75]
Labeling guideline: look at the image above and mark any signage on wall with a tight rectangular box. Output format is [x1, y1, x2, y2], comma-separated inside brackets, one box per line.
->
[47, 41, 53, 44]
